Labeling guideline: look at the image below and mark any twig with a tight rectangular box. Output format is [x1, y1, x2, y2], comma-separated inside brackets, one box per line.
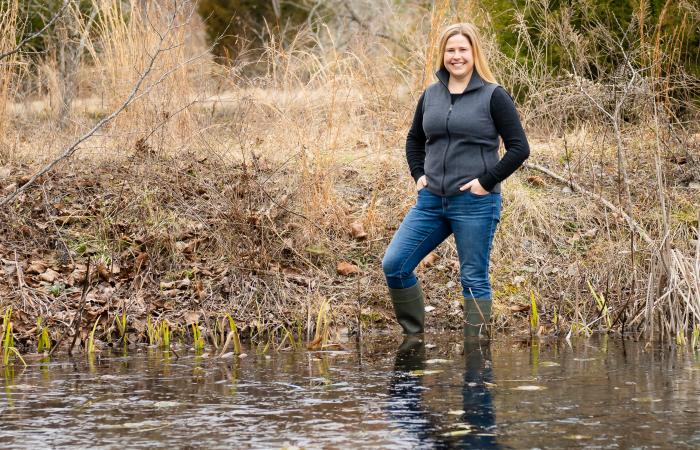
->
[49, 256, 90, 356]
[524, 162, 655, 249]
[67, 256, 91, 356]
[0, 2, 189, 208]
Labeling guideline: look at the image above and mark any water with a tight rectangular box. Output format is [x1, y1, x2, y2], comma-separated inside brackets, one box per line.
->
[2, 334, 700, 449]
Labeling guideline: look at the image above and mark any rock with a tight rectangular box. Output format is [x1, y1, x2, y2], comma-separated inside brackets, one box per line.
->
[562, 186, 573, 194]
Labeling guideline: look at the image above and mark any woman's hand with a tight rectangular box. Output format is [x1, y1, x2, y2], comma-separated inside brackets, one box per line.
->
[416, 175, 428, 191]
[460, 178, 489, 195]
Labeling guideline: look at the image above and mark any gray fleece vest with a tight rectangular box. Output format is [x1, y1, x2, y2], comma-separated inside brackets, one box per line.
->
[423, 69, 500, 196]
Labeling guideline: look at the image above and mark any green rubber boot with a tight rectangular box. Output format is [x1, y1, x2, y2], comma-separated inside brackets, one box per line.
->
[389, 281, 425, 335]
[464, 298, 492, 338]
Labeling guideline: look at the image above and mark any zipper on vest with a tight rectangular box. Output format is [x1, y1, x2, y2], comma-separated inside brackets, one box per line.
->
[441, 104, 453, 195]
[480, 146, 487, 174]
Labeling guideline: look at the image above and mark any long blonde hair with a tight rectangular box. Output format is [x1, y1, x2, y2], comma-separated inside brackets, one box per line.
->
[436, 23, 497, 84]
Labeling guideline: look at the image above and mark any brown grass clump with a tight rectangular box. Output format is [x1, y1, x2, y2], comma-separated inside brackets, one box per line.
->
[0, 0, 698, 354]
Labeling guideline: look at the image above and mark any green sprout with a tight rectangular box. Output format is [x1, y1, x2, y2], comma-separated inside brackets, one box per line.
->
[2, 308, 26, 367]
[37, 317, 51, 353]
[530, 291, 539, 334]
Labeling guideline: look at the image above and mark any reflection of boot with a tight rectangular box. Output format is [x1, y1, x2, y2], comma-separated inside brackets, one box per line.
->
[395, 335, 426, 371]
[464, 298, 492, 338]
[389, 281, 425, 335]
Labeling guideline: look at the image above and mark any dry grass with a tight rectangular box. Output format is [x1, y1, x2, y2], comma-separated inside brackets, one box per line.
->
[0, 0, 698, 353]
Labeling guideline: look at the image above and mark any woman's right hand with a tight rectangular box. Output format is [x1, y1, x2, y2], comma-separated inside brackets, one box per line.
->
[416, 175, 428, 191]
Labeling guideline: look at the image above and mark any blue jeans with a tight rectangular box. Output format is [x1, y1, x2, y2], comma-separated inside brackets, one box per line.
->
[382, 188, 501, 299]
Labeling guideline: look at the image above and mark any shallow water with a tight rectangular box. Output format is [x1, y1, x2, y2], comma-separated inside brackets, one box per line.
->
[2, 335, 700, 449]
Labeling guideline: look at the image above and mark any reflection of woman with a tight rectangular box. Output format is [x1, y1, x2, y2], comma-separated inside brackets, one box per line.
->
[386, 337, 443, 447]
[386, 337, 500, 448]
[461, 339, 499, 448]
[382, 23, 530, 337]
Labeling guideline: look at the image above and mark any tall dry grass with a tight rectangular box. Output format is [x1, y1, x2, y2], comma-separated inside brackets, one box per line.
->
[0, 0, 19, 141]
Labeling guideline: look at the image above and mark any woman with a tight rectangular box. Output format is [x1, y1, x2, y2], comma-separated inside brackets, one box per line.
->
[382, 23, 530, 338]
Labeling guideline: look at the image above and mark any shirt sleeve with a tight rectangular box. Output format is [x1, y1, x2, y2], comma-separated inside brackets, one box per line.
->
[405, 92, 427, 182]
[478, 86, 530, 191]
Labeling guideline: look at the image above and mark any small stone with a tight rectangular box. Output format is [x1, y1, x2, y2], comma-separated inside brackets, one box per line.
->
[562, 186, 573, 194]
[446, 281, 456, 289]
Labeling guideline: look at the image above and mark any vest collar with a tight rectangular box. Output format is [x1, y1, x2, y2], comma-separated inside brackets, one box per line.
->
[435, 67, 485, 93]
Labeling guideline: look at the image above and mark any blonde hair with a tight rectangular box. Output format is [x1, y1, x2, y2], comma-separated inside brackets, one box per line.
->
[437, 23, 497, 84]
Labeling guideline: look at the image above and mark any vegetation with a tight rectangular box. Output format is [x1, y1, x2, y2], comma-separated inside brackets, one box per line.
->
[0, 0, 698, 358]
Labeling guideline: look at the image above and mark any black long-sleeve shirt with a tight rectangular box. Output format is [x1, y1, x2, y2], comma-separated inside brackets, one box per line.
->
[406, 86, 529, 192]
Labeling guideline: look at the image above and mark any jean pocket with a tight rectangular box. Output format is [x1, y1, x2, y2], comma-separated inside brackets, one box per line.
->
[466, 189, 490, 198]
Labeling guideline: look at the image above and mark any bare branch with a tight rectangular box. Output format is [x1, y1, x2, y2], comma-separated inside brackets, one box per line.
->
[0, 3, 192, 208]
[0, 0, 70, 62]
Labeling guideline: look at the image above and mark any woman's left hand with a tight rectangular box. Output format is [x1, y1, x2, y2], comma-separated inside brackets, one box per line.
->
[460, 179, 489, 195]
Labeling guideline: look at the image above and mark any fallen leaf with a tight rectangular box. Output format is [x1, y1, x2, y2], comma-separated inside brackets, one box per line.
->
[176, 278, 191, 289]
[183, 311, 200, 326]
[194, 280, 205, 300]
[38, 268, 60, 283]
[2, 183, 17, 194]
[133, 252, 149, 274]
[336, 261, 360, 276]
[510, 304, 530, 313]
[526, 175, 545, 187]
[96, 262, 110, 281]
[421, 252, 439, 267]
[350, 222, 368, 240]
[27, 260, 48, 274]
[162, 289, 180, 298]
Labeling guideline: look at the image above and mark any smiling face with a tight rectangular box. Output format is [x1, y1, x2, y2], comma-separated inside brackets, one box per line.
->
[443, 33, 474, 81]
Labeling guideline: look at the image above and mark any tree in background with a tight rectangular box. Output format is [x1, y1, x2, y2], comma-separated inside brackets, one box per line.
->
[197, 0, 317, 61]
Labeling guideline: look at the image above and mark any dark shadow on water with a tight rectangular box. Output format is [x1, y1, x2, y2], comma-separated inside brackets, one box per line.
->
[387, 336, 502, 449]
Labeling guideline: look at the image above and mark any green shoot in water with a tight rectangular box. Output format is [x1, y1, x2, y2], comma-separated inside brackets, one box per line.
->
[587, 281, 612, 330]
[146, 316, 156, 346]
[37, 317, 51, 353]
[309, 298, 331, 349]
[115, 312, 127, 340]
[529, 291, 539, 334]
[2, 308, 26, 367]
[692, 325, 699, 350]
[158, 320, 170, 349]
[225, 314, 242, 354]
[676, 332, 686, 346]
[192, 323, 204, 352]
[87, 320, 99, 354]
